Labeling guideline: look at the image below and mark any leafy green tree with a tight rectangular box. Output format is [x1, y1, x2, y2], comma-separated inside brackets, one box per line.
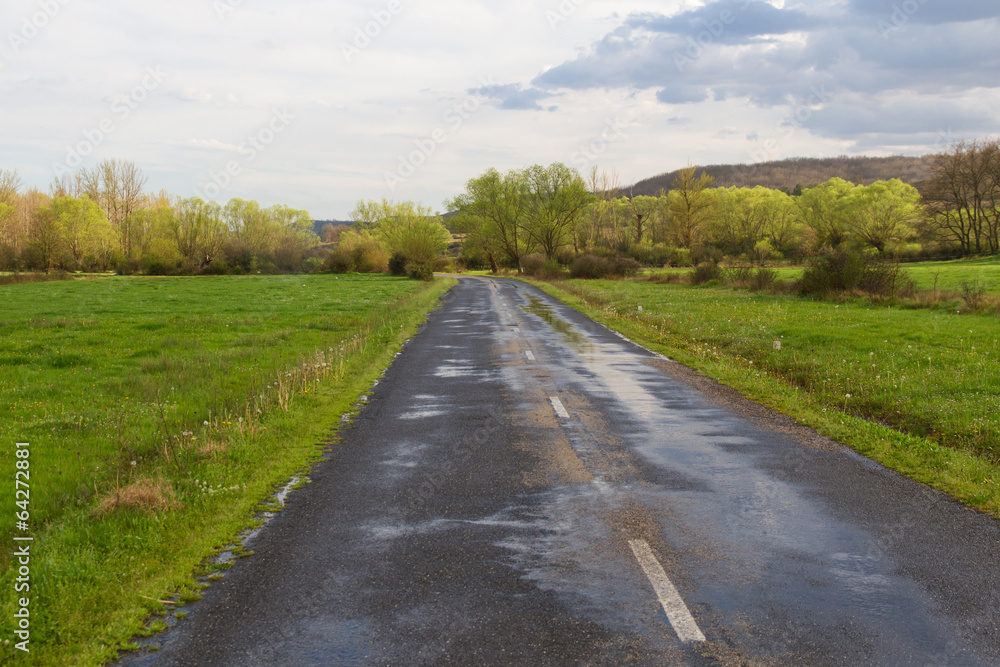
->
[174, 198, 225, 263]
[667, 167, 715, 249]
[709, 187, 770, 256]
[348, 199, 449, 277]
[50, 195, 112, 270]
[521, 163, 593, 259]
[842, 179, 923, 254]
[448, 168, 533, 271]
[797, 178, 856, 248]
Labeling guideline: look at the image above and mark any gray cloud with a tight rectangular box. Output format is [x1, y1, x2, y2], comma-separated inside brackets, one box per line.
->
[627, 2, 819, 44]
[470, 83, 557, 111]
[850, 0, 1000, 25]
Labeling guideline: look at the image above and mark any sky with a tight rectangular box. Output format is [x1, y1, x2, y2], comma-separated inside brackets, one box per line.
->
[1, 0, 998, 220]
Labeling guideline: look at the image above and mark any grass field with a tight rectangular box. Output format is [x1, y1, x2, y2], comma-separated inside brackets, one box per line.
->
[0, 274, 453, 665]
[525, 276, 1000, 518]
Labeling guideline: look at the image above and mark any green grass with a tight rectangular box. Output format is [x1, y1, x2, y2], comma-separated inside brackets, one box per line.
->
[0, 274, 454, 665]
[522, 277, 1000, 518]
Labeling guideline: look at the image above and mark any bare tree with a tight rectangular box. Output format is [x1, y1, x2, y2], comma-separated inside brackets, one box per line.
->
[80, 159, 148, 257]
[926, 140, 1000, 255]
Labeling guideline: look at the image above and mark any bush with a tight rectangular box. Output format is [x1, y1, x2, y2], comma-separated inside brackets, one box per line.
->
[670, 248, 693, 267]
[323, 248, 354, 273]
[388, 252, 407, 276]
[611, 257, 641, 277]
[351, 241, 388, 273]
[690, 261, 723, 285]
[749, 268, 777, 291]
[554, 247, 576, 267]
[570, 254, 613, 279]
[434, 256, 454, 273]
[521, 253, 546, 276]
[798, 249, 914, 298]
[960, 279, 988, 312]
[203, 259, 230, 275]
[405, 260, 434, 281]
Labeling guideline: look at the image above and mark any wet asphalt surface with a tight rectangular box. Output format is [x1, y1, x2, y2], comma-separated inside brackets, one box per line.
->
[122, 277, 1000, 666]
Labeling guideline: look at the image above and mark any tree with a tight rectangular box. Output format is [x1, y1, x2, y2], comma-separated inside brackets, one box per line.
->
[667, 167, 715, 249]
[49, 195, 111, 270]
[447, 168, 533, 271]
[347, 199, 449, 277]
[925, 139, 1000, 255]
[841, 179, 923, 254]
[709, 187, 770, 256]
[80, 159, 147, 258]
[521, 163, 593, 259]
[0, 170, 21, 207]
[173, 198, 225, 264]
[797, 178, 856, 248]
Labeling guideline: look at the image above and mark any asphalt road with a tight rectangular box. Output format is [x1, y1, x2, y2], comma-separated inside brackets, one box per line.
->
[123, 276, 1000, 666]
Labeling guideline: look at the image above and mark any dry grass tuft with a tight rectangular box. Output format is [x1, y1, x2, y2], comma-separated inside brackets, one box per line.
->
[94, 478, 183, 517]
[197, 440, 230, 457]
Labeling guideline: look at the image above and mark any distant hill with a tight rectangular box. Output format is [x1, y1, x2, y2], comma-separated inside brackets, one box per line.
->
[313, 220, 352, 238]
[627, 155, 937, 197]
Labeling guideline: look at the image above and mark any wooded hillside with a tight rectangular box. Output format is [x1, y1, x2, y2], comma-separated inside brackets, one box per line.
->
[629, 155, 936, 196]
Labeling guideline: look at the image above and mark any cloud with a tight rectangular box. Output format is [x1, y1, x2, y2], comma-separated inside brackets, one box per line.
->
[626, 2, 819, 43]
[470, 83, 558, 111]
[849, 0, 1000, 25]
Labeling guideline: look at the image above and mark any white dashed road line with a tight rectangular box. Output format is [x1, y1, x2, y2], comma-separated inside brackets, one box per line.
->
[549, 396, 570, 420]
[628, 540, 706, 643]
[525, 350, 535, 361]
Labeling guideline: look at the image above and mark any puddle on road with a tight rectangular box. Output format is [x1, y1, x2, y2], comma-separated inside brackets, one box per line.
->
[522, 293, 592, 354]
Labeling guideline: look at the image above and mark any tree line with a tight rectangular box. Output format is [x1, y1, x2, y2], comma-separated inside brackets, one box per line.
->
[450, 139, 1000, 271]
[3, 140, 997, 278]
[0, 159, 319, 275]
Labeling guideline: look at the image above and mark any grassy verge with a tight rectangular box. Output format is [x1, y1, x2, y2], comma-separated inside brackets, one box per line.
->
[519, 277, 1000, 519]
[0, 274, 455, 665]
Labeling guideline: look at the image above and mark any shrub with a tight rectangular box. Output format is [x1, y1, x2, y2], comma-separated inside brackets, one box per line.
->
[203, 259, 230, 275]
[749, 267, 777, 291]
[351, 240, 388, 273]
[960, 279, 988, 312]
[670, 247, 693, 267]
[554, 247, 576, 267]
[405, 260, 434, 281]
[690, 261, 723, 285]
[302, 257, 323, 274]
[570, 254, 613, 279]
[434, 256, 454, 273]
[388, 252, 408, 276]
[521, 253, 547, 276]
[798, 249, 914, 298]
[611, 257, 641, 277]
[725, 266, 754, 286]
[323, 248, 354, 273]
